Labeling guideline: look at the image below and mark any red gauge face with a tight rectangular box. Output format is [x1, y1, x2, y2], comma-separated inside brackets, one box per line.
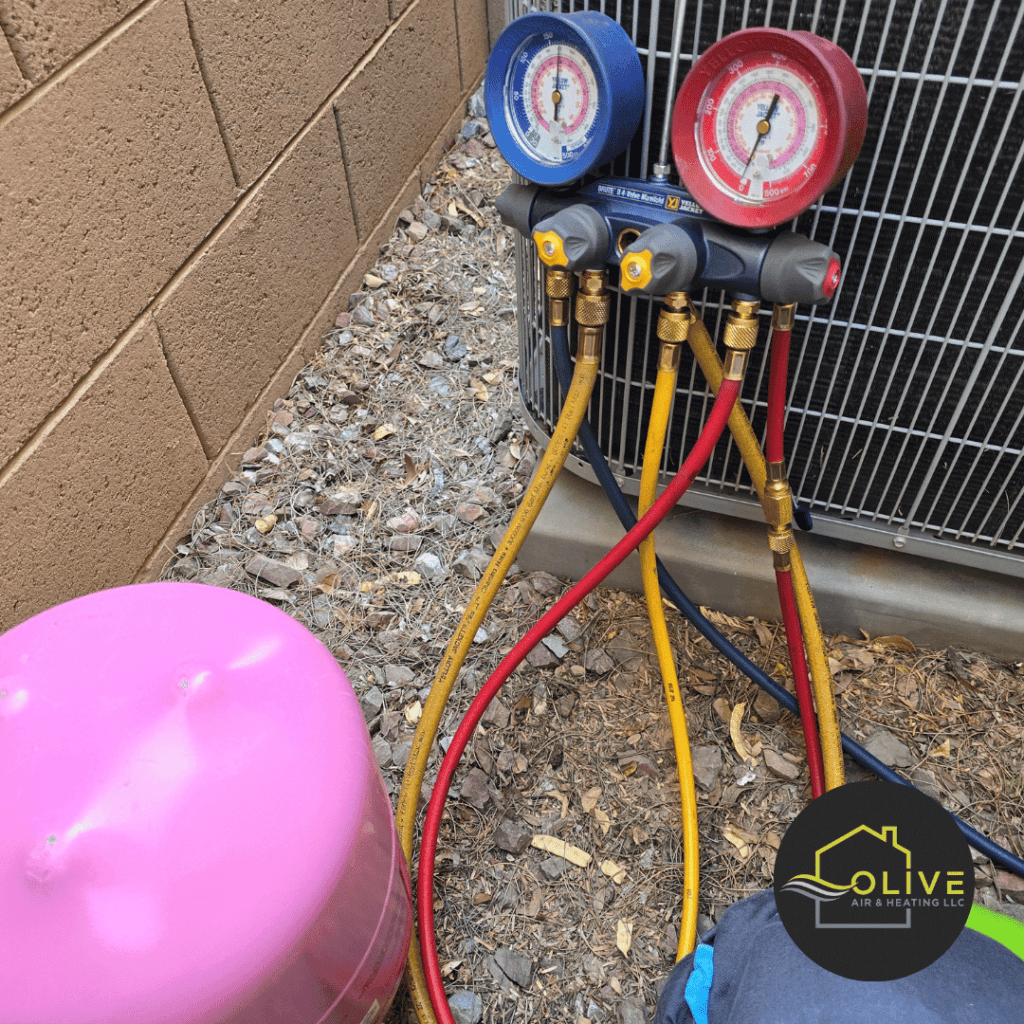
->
[698, 56, 828, 205]
[672, 29, 867, 229]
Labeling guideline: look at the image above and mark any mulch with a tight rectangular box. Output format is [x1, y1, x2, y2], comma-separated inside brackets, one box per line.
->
[162, 97, 1024, 1024]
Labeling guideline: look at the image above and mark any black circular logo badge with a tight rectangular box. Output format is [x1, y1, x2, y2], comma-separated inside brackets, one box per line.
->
[774, 781, 974, 981]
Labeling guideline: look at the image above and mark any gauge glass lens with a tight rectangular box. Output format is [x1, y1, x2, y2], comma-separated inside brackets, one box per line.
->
[697, 54, 827, 206]
[505, 38, 599, 167]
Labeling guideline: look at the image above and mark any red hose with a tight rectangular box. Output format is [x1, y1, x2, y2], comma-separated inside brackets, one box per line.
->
[766, 324, 791, 464]
[766, 318, 825, 797]
[775, 569, 826, 797]
[417, 378, 742, 1024]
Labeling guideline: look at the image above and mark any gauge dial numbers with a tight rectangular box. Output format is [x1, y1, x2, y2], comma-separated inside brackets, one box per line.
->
[699, 61, 828, 204]
[672, 28, 867, 228]
[485, 11, 644, 186]
[508, 42, 599, 167]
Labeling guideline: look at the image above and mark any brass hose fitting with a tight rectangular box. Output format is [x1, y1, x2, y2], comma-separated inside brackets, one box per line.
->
[545, 267, 574, 328]
[656, 291, 694, 345]
[761, 460, 793, 530]
[772, 302, 796, 333]
[763, 461, 795, 568]
[721, 298, 759, 380]
[724, 298, 761, 352]
[574, 269, 609, 362]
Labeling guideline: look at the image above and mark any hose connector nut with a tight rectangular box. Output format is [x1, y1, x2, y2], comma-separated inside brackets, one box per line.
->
[575, 270, 611, 327]
[545, 268, 573, 299]
[767, 525, 794, 555]
[724, 299, 760, 352]
[722, 348, 749, 381]
[761, 478, 793, 530]
[772, 303, 796, 333]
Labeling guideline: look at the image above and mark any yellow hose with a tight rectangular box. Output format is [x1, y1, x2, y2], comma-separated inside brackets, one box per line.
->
[686, 318, 845, 791]
[638, 344, 700, 960]
[396, 342, 601, 1024]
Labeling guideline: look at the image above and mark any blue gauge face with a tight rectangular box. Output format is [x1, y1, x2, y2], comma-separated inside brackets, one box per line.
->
[486, 11, 645, 186]
[505, 33, 600, 168]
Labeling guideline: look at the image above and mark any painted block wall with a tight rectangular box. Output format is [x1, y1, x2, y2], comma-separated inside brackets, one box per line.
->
[0, 0, 492, 630]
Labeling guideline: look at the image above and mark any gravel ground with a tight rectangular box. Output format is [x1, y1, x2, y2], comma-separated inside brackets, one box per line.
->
[162, 96, 1024, 1024]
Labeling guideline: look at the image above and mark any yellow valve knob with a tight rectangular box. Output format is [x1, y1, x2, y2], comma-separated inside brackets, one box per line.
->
[533, 229, 569, 267]
[619, 249, 654, 292]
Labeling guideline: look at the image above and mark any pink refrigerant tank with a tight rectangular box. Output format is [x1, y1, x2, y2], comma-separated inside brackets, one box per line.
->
[0, 581, 411, 1024]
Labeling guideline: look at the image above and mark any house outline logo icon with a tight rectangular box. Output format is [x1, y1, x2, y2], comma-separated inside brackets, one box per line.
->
[773, 782, 974, 980]
[780, 823, 913, 929]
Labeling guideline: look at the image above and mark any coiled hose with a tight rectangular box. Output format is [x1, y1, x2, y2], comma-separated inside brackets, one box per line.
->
[395, 340, 600, 1024]
[549, 313, 1024, 879]
[418, 375, 745, 1024]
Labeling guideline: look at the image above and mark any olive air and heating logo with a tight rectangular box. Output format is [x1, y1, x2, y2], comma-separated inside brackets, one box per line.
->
[774, 782, 974, 980]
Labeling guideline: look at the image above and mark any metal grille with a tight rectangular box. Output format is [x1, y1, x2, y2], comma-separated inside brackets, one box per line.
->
[511, 0, 1024, 578]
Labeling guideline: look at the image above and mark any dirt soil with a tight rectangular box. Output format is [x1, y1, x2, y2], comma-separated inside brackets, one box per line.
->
[162, 99, 1024, 1024]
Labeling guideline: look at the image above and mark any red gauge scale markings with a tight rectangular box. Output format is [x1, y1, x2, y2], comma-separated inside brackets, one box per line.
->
[529, 54, 591, 136]
[673, 29, 867, 228]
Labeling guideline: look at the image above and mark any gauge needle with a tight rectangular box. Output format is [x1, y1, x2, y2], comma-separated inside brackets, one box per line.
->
[743, 92, 780, 173]
[552, 49, 562, 122]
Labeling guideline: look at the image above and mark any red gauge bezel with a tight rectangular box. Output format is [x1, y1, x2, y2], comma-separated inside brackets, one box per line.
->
[672, 28, 866, 229]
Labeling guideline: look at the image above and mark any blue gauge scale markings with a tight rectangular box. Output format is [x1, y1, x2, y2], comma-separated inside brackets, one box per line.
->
[485, 11, 644, 186]
[506, 30, 599, 166]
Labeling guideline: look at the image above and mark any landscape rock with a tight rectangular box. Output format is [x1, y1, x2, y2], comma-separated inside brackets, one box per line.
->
[863, 728, 915, 768]
[539, 855, 568, 880]
[244, 554, 304, 588]
[763, 747, 801, 782]
[493, 947, 534, 988]
[617, 997, 647, 1024]
[493, 819, 532, 855]
[448, 990, 483, 1024]
[584, 649, 615, 675]
[690, 745, 723, 791]
[384, 664, 415, 686]
[459, 767, 491, 808]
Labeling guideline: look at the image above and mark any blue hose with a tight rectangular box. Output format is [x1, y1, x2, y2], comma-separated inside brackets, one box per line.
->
[547, 322, 1024, 879]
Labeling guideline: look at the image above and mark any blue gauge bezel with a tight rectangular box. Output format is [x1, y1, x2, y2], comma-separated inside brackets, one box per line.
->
[485, 11, 644, 187]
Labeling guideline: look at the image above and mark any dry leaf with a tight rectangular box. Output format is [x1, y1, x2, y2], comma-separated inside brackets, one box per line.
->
[469, 379, 489, 401]
[729, 702, 760, 765]
[405, 700, 422, 725]
[873, 634, 917, 653]
[530, 835, 592, 867]
[722, 826, 752, 859]
[616, 920, 633, 956]
[592, 808, 611, 835]
[931, 737, 951, 759]
[601, 859, 627, 884]
[374, 423, 397, 441]
[581, 786, 602, 813]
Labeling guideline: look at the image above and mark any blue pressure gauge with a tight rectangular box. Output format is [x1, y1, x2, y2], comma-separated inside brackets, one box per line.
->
[485, 11, 644, 187]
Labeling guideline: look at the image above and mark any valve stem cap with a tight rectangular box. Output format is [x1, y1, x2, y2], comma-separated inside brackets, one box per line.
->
[532, 205, 610, 271]
[620, 223, 699, 295]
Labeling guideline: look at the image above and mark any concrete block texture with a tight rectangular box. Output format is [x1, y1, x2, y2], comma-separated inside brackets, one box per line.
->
[453, 0, 489, 91]
[335, 0, 461, 237]
[0, 0, 142, 83]
[0, 318, 207, 632]
[185, 0, 389, 186]
[0, 29, 27, 109]
[154, 110, 358, 455]
[0, 0, 236, 470]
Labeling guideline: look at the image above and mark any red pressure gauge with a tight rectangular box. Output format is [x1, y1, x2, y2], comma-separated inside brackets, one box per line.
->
[671, 28, 867, 229]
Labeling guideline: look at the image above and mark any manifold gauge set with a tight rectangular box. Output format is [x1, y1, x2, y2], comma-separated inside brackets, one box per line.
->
[485, 10, 867, 230]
